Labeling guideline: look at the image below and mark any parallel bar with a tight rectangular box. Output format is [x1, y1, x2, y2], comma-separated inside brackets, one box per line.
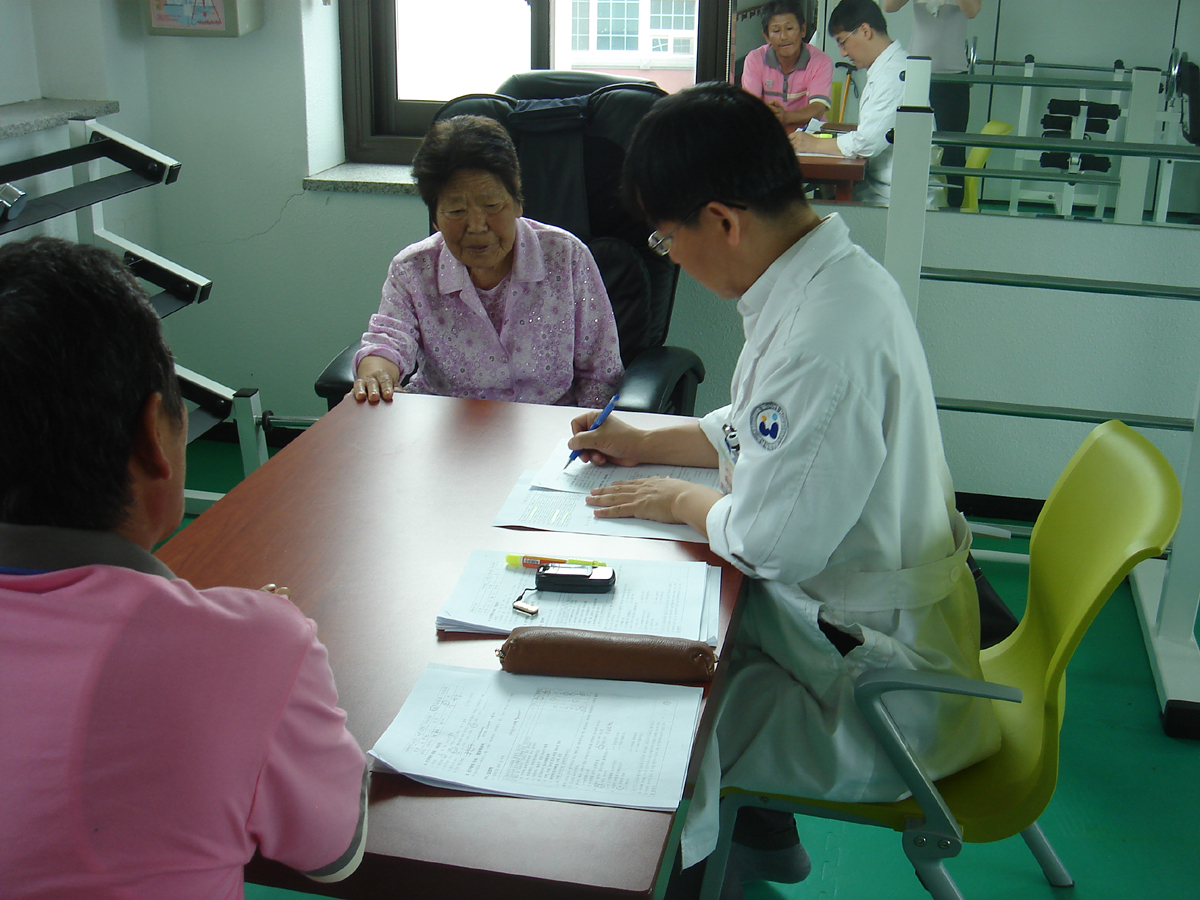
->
[125, 251, 212, 311]
[929, 165, 1119, 186]
[921, 267, 1200, 303]
[931, 73, 1132, 92]
[177, 365, 235, 421]
[149, 291, 191, 318]
[0, 171, 156, 235]
[935, 397, 1193, 432]
[0, 139, 114, 182]
[185, 407, 225, 444]
[88, 122, 179, 184]
[884, 99, 935, 317]
[932, 131, 1200, 162]
[1114, 68, 1159, 224]
[973, 59, 1131, 75]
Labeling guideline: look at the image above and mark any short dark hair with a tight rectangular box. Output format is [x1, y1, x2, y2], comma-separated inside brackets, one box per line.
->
[621, 81, 808, 224]
[828, 0, 888, 36]
[412, 115, 524, 216]
[0, 237, 183, 531]
[760, 0, 811, 38]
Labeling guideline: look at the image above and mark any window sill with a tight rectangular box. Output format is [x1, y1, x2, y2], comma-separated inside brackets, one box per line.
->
[0, 98, 120, 141]
[303, 163, 419, 196]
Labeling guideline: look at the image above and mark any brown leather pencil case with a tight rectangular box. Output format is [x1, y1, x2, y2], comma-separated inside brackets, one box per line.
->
[496, 626, 716, 683]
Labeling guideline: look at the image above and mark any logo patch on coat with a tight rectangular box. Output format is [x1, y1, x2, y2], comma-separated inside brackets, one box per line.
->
[750, 402, 788, 450]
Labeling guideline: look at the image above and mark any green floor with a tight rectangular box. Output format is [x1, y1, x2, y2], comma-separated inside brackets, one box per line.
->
[180, 440, 1200, 900]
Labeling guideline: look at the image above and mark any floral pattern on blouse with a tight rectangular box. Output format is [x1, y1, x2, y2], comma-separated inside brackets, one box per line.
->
[355, 217, 624, 407]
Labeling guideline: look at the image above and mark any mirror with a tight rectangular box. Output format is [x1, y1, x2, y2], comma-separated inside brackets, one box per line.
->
[728, 0, 1199, 225]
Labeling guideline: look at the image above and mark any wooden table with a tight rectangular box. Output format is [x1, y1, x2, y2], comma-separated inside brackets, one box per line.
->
[794, 152, 867, 201]
[157, 394, 743, 899]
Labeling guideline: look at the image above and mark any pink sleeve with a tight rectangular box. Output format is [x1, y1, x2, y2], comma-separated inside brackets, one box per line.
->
[353, 258, 422, 376]
[741, 47, 766, 98]
[570, 245, 624, 408]
[246, 623, 368, 879]
[808, 47, 834, 107]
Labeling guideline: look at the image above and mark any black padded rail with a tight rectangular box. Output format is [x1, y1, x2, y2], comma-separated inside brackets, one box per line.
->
[125, 252, 212, 318]
[0, 135, 174, 183]
[0, 171, 156, 235]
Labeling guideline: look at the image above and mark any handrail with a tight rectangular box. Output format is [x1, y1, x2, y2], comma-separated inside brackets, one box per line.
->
[928, 165, 1119, 186]
[921, 267, 1200, 303]
[931, 131, 1200, 161]
[973, 59, 1129, 75]
[931, 72, 1134, 91]
[935, 398, 1193, 433]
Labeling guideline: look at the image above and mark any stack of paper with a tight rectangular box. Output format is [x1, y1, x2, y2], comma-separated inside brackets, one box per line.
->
[370, 663, 703, 811]
[435, 548, 720, 644]
[493, 438, 722, 543]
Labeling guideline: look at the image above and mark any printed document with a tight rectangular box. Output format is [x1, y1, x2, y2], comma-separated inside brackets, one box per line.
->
[436, 548, 718, 641]
[370, 664, 703, 811]
[495, 471, 707, 542]
[533, 438, 722, 494]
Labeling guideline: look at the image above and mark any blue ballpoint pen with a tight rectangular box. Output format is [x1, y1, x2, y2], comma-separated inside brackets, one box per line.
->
[564, 393, 619, 469]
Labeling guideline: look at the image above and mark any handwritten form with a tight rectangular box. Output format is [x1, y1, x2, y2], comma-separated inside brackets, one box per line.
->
[436, 549, 719, 642]
[370, 664, 703, 811]
[494, 471, 707, 542]
[533, 438, 722, 494]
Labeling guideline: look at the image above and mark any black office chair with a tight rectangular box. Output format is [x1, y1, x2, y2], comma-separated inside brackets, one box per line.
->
[314, 71, 705, 415]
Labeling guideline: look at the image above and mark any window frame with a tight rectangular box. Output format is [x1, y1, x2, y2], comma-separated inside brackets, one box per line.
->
[340, 0, 730, 165]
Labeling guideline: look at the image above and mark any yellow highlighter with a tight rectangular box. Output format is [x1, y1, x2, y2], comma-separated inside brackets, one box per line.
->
[505, 554, 607, 569]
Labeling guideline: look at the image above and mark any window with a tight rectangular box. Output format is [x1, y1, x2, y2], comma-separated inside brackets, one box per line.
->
[572, 0, 590, 51]
[650, 0, 695, 31]
[341, 0, 729, 164]
[596, 1, 639, 52]
[396, 0, 531, 103]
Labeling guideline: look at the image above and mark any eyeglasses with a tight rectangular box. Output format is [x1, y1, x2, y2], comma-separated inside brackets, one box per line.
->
[834, 26, 862, 50]
[647, 201, 748, 257]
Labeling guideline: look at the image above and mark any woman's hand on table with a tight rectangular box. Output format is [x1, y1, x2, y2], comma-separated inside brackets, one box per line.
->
[352, 357, 403, 403]
[567, 412, 645, 467]
[585, 477, 719, 537]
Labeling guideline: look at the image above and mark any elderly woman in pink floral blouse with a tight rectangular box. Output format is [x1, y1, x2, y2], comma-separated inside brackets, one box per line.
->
[352, 116, 624, 407]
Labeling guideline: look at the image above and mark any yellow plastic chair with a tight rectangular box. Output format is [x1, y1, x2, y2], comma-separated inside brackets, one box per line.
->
[961, 120, 1013, 212]
[700, 420, 1182, 900]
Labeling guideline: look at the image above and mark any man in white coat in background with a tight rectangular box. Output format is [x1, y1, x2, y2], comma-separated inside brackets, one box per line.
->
[790, 0, 908, 203]
[566, 82, 999, 897]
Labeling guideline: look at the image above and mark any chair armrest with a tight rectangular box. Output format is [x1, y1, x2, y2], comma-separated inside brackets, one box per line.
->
[314, 342, 359, 410]
[615, 346, 706, 415]
[853, 668, 1022, 841]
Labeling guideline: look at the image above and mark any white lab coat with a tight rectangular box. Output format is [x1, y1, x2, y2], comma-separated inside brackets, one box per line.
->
[837, 41, 908, 203]
[681, 214, 1000, 867]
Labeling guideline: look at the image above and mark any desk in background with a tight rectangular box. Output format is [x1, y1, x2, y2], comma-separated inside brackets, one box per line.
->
[795, 152, 867, 201]
[157, 394, 743, 899]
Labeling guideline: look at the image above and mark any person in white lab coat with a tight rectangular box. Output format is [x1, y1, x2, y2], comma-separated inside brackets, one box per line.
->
[790, 0, 908, 203]
[567, 82, 1000, 894]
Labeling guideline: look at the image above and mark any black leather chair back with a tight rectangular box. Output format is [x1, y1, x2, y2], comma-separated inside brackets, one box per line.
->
[433, 72, 681, 367]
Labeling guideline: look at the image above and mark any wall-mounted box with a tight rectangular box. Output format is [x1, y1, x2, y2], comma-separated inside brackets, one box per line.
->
[145, 0, 264, 37]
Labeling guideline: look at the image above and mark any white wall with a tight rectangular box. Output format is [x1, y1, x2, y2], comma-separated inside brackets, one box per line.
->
[1, 1, 158, 248]
[141, 2, 425, 404]
[3, 0, 1199, 503]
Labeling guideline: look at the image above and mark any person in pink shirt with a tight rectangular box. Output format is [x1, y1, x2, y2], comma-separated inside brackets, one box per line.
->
[741, 0, 834, 133]
[352, 115, 624, 407]
[0, 237, 369, 900]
